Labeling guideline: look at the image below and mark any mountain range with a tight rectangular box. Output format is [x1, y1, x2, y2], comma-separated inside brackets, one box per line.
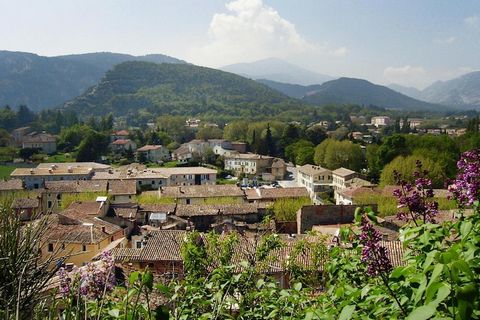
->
[301, 78, 444, 111]
[220, 57, 334, 85]
[1, 50, 479, 115]
[0, 51, 185, 111]
[61, 61, 306, 120]
[420, 71, 480, 108]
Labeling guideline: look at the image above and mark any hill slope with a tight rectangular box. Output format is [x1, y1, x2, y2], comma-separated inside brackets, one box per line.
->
[420, 71, 480, 108]
[387, 84, 422, 100]
[256, 79, 322, 99]
[221, 58, 334, 85]
[0, 51, 185, 111]
[61, 61, 307, 120]
[303, 77, 447, 111]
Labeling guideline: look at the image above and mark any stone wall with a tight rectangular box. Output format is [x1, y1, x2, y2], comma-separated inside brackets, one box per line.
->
[297, 204, 377, 234]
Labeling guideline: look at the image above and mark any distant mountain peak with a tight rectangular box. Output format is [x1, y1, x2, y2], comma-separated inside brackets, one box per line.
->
[220, 58, 334, 85]
[303, 77, 447, 112]
[420, 71, 480, 108]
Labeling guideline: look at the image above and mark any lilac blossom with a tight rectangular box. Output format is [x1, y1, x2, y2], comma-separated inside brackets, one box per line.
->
[392, 160, 438, 225]
[448, 149, 480, 207]
[359, 217, 392, 277]
[57, 250, 115, 300]
[58, 267, 72, 298]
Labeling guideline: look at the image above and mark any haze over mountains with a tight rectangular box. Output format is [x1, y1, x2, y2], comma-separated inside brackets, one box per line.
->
[220, 58, 334, 85]
[1, 50, 480, 114]
[302, 78, 443, 111]
[0, 51, 185, 111]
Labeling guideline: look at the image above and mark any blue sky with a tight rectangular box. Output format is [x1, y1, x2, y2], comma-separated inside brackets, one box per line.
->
[1, 0, 479, 88]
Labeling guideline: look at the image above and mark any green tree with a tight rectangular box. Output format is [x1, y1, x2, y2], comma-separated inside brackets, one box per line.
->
[58, 124, 93, 152]
[223, 120, 249, 142]
[304, 125, 327, 145]
[76, 131, 109, 162]
[376, 134, 408, 167]
[323, 140, 364, 171]
[379, 155, 445, 187]
[19, 147, 41, 161]
[195, 126, 223, 140]
[314, 139, 335, 167]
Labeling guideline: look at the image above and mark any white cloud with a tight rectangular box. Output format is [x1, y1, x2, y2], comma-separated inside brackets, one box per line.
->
[383, 65, 427, 87]
[433, 36, 456, 45]
[384, 65, 426, 77]
[189, 0, 346, 67]
[465, 15, 479, 29]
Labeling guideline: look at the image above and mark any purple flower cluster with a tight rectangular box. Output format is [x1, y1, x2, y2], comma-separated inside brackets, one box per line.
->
[57, 251, 115, 300]
[392, 161, 438, 224]
[448, 149, 480, 207]
[58, 266, 74, 298]
[359, 217, 392, 277]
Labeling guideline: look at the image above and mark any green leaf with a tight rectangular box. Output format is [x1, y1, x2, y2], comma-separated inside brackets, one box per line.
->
[142, 271, 154, 290]
[354, 207, 362, 223]
[460, 220, 472, 237]
[108, 309, 120, 318]
[256, 279, 265, 289]
[129, 271, 139, 285]
[293, 282, 302, 291]
[406, 303, 437, 320]
[427, 264, 444, 288]
[155, 283, 170, 294]
[338, 305, 355, 320]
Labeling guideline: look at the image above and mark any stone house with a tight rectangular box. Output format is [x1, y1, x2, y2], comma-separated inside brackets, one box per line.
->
[136, 145, 170, 163]
[22, 132, 57, 154]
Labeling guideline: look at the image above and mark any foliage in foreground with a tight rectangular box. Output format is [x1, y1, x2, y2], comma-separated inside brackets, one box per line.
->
[2, 150, 480, 319]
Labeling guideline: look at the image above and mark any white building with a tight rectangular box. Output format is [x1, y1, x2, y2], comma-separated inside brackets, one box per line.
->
[370, 116, 391, 127]
[11, 165, 94, 189]
[297, 164, 332, 201]
[224, 153, 274, 176]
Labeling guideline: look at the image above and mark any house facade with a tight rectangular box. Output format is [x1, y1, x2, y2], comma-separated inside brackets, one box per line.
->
[297, 164, 332, 201]
[11, 165, 94, 189]
[22, 132, 57, 154]
[136, 145, 170, 163]
[224, 153, 274, 176]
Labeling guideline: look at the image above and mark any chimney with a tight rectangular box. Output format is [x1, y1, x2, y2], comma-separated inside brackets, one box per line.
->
[101, 226, 106, 233]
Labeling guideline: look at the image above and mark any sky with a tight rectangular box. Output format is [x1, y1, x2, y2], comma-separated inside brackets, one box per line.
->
[1, 0, 479, 89]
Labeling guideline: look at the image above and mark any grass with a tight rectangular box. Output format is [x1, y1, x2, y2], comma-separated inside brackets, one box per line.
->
[161, 161, 180, 168]
[355, 191, 459, 217]
[217, 178, 237, 185]
[45, 153, 76, 163]
[136, 193, 176, 204]
[0, 165, 16, 179]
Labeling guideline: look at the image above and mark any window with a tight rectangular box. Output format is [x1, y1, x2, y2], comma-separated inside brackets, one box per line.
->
[136, 241, 142, 249]
[139, 181, 142, 185]
[82, 245, 87, 252]
[48, 243, 54, 252]
[186, 199, 191, 205]
[151, 180, 155, 185]
[48, 201, 52, 208]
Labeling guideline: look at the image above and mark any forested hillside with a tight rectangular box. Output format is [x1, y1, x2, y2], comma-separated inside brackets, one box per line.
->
[0, 51, 185, 110]
[61, 61, 311, 121]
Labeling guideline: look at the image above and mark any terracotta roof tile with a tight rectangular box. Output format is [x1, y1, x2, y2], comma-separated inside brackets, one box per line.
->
[0, 179, 23, 191]
[176, 203, 260, 217]
[11, 197, 39, 209]
[159, 185, 244, 198]
[44, 180, 108, 193]
[108, 180, 137, 195]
